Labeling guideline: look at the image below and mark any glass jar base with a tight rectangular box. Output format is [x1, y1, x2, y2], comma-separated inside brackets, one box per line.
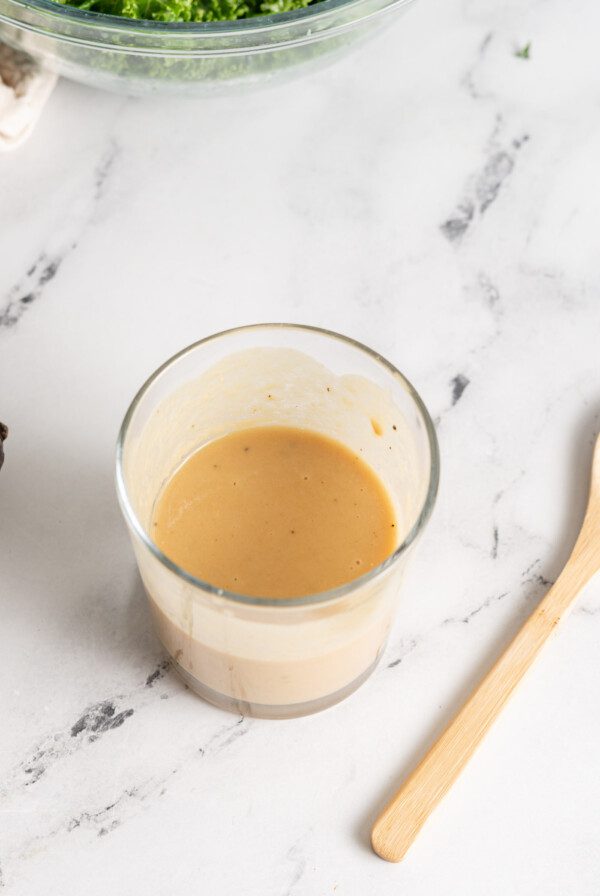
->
[170, 649, 384, 719]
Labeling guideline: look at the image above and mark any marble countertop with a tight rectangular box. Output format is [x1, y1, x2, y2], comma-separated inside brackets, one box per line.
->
[2, 0, 600, 891]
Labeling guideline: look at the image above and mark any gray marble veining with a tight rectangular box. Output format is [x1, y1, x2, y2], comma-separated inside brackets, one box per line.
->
[1, 0, 600, 892]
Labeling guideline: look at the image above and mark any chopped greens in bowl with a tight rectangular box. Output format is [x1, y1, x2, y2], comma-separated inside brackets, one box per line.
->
[0, 0, 415, 94]
[58, 0, 315, 23]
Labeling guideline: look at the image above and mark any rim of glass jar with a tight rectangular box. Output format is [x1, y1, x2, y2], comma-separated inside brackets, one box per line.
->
[115, 323, 440, 608]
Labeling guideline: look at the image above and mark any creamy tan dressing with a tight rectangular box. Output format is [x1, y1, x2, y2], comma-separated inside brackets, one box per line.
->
[152, 425, 396, 599]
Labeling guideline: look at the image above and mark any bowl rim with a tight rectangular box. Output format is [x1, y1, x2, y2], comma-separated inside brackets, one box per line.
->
[2, 0, 413, 34]
[115, 323, 440, 609]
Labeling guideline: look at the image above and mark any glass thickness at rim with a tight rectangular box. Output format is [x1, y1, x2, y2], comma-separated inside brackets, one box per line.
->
[115, 323, 440, 608]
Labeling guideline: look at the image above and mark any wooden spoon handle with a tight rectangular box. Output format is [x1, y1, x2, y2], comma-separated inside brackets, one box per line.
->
[371, 537, 600, 862]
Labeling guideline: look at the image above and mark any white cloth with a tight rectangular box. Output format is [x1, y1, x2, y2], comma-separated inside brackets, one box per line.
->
[0, 42, 56, 151]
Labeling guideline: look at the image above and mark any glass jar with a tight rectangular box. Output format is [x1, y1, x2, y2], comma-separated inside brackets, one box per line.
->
[116, 324, 439, 718]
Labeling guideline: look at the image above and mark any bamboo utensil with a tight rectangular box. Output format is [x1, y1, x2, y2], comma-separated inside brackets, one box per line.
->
[372, 435, 600, 862]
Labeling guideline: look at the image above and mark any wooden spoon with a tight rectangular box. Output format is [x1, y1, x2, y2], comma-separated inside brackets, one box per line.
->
[372, 435, 600, 862]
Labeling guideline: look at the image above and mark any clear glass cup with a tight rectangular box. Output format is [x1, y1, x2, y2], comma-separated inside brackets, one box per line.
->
[116, 324, 439, 718]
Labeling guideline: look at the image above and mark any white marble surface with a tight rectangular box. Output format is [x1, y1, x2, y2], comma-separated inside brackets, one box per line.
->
[2, 0, 600, 891]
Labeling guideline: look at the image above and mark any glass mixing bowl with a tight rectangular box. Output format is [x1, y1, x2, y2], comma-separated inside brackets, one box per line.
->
[0, 0, 415, 95]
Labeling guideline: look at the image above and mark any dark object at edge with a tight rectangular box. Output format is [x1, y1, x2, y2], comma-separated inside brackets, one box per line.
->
[0, 422, 7, 471]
